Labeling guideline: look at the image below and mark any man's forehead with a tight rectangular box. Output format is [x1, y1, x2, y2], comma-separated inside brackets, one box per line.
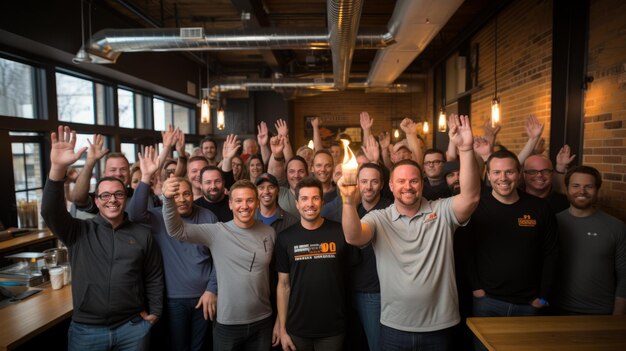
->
[359, 168, 382, 180]
[231, 188, 256, 199]
[105, 157, 129, 168]
[524, 155, 551, 169]
[298, 187, 322, 197]
[202, 170, 223, 181]
[314, 154, 333, 163]
[97, 180, 125, 192]
[188, 160, 208, 170]
[424, 153, 444, 161]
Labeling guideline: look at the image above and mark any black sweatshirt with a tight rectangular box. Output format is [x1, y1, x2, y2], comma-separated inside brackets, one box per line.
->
[41, 179, 164, 327]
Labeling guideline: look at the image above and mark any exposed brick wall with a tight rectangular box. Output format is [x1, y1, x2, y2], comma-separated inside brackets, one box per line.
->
[583, 0, 626, 221]
[470, 0, 553, 154]
[293, 90, 428, 149]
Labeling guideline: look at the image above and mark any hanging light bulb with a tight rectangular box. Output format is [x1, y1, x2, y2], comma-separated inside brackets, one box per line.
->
[491, 98, 500, 128]
[307, 140, 314, 149]
[200, 88, 210, 124]
[423, 121, 429, 134]
[217, 106, 225, 130]
[393, 129, 400, 139]
[438, 109, 447, 132]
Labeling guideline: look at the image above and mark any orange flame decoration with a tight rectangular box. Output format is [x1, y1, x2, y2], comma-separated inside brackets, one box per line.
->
[340, 139, 358, 185]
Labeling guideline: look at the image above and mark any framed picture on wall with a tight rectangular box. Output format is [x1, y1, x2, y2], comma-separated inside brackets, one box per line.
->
[304, 116, 362, 149]
[470, 43, 479, 89]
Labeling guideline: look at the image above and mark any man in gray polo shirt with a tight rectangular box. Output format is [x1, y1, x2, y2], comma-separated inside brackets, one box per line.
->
[339, 115, 480, 350]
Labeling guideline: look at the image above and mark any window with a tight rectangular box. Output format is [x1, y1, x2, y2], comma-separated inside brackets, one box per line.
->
[0, 57, 37, 118]
[56, 72, 106, 124]
[118, 88, 146, 129]
[153, 97, 194, 134]
[120, 143, 137, 164]
[12, 140, 44, 227]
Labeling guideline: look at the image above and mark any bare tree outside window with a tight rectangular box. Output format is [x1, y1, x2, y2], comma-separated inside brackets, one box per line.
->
[0, 58, 35, 118]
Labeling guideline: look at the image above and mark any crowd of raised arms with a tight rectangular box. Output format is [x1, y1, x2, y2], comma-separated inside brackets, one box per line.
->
[42, 111, 625, 351]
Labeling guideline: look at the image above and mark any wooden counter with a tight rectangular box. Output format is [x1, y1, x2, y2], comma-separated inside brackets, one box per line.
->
[467, 315, 626, 350]
[0, 230, 56, 254]
[0, 284, 73, 351]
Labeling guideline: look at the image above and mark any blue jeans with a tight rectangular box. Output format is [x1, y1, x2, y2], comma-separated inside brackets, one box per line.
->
[472, 296, 542, 350]
[167, 297, 211, 351]
[353, 292, 381, 351]
[472, 295, 542, 317]
[289, 333, 344, 351]
[380, 324, 454, 351]
[68, 316, 151, 351]
[214, 316, 272, 351]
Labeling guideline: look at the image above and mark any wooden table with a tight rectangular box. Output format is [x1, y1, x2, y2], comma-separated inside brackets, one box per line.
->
[0, 284, 73, 351]
[0, 230, 56, 254]
[467, 315, 626, 350]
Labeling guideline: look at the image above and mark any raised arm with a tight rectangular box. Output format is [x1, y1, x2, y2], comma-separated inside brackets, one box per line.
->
[174, 129, 187, 177]
[257, 122, 271, 165]
[400, 118, 424, 166]
[518, 115, 544, 166]
[378, 132, 393, 170]
[267, 135, 286, 181]
[128, 146, 159, 224]
[311, 117, 323, 151]
[274, 118, 293, 162]
[553, 144, 576, 194]
[360, 112, 374, 142]
[158, 124, 177, 169]
[449, 115, 480, 223]
[338, 178, 373, 246]
[361, 135, 381, 164]
[445, 115, 458, 161]
[70, 133, 108, 206]
[220, 134, 241, 173]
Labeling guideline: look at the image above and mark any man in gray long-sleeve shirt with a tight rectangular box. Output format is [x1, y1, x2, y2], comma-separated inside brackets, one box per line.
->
[162, 177, 277, 350]
[41, 126, 163, 351]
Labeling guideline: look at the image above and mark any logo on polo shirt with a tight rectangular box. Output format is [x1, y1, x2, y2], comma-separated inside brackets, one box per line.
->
[518, 215, 537, 227]
[424, 212, 438, 223]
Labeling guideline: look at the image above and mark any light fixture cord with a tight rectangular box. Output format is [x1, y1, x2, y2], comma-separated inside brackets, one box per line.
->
[494, 15, 498, 99]
[80, 0, 86, 47]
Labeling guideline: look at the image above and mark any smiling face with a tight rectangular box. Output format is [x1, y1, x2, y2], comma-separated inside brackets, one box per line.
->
[313, 153, 333, 184]
[566, 172, 598, 211]
[296, 186, 323, 225]
[287, 159, 308, 191]
[202, 140, 217, 160]
[229, 187, 258, 228]
[523, 155, 553, 196]
[95, 180, 127, 224]
[257, 181, 278, 208]
[231, 157, 243, 179]
[487, 157, 520, 202]
[187, 159, 208, 191]
[330, 145, 342, 165]
[104, 156, 130, 186]
[358, 167, 383, 204]
[130, 169, 141, 190]
[201, 169, 225, 202]
[390, 164, 423, 207]
[175, 180, 194, 216]
[248, 157, 264, 181]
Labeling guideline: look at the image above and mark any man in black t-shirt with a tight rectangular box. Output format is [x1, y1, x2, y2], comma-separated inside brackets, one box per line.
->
[193, 166, 232, 222]
[522, 154, 569, 213]
[276, 177, 347, 351]
[467, 150, 558, 325]
[422, 149, 452, 200]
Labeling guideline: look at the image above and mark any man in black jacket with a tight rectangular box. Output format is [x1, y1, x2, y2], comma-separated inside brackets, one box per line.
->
[41, 125, 164, 351]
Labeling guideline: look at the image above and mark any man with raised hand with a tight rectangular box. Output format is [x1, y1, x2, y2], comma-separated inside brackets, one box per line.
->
[42, 126, 163, 351]
[339, 115, 480, 350]
[128, 146, 219, 351]
[162, 177, 277, 350]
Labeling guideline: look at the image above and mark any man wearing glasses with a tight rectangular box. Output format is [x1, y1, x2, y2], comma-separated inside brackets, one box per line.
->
[422, 149, 452, 200]
[41, 126, 164, 351]
[522, 154, 569, 213]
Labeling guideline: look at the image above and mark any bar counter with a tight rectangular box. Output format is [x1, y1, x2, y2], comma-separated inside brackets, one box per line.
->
[0, 284, 73, 351]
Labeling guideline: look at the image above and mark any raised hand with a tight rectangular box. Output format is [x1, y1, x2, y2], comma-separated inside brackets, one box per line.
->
[161, 124, 177, 149]
[222, 134, 241, 159]
[400, 118, 417, 135]
[162, 174, 180, 199]
[270, 135, 285, 156]
[525, 115, 544, 139]
[86, 134, 109, 164]
[361, 135, 380, 163]
[378, 131, 390, 149]
[257, 121, 269, 146]
[533, 137, 546, 155]
[175, 129, 186, 157]
[274, 118, 289, 137]
[482, 118, 501, 146]
[449, 115, 474, 151]
[310, 117, 320, 129]
[138, 145, 159, 180]
[360, 112, 374, 131]
[556, 144, 576, 171]
[50, 125, 88, 169]
[473, 136, 492, 160]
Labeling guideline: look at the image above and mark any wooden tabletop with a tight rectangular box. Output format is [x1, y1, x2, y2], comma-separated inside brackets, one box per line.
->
[0, 284, 73, 351]
[467, 315, 626, 351]
[0, 230, 56, 253]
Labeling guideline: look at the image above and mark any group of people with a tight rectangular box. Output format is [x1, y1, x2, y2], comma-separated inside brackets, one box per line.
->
[41, 111, 625, 351]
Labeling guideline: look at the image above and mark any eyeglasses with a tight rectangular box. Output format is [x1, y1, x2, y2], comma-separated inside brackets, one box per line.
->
[424, 160, 444, 167]
[97, 191, 126, 201]
[523, 169, 553, 176]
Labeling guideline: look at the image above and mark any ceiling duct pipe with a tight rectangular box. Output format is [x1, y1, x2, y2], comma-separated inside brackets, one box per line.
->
[327, 0, 364, 90]
[82, 27, 393, 64]
[366, 0, 464, 88]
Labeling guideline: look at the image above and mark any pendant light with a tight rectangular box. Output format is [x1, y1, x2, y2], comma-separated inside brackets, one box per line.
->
[200, 56, 211, 124]
[216, 90, 225, 130]
[491, 15, 501, 127]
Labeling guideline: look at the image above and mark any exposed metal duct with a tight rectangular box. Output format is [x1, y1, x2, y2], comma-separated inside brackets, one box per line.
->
[84, 27, 394, 64]
[366, 0, 465, 88]
[327, 0, 364, 90]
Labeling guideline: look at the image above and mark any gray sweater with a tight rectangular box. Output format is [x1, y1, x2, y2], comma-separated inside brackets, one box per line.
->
[162, 196, 275, 325]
